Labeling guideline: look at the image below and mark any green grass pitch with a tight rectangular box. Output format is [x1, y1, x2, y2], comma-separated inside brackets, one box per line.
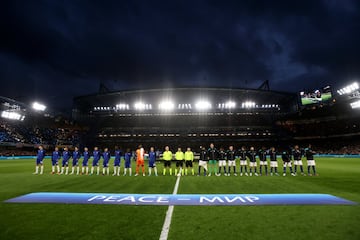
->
[1, 157, 360, 240]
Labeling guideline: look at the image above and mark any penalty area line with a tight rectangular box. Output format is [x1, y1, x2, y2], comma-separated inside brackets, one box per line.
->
[159, 174, 181, 240]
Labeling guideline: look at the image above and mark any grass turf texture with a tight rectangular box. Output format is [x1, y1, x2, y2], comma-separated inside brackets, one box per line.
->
[0, 157, 359, 240]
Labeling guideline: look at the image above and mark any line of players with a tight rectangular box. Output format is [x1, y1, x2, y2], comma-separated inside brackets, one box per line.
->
[33, 143, 317, 177]
[194, 143, 317, 177]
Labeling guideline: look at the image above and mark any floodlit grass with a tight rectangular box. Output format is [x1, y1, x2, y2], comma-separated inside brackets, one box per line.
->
[0, 157, 359, 240]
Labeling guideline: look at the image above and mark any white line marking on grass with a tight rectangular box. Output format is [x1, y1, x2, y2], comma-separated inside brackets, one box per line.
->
[159, 175, 181, 240]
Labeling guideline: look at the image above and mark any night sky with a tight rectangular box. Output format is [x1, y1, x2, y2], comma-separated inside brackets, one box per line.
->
[0, 0, 359, 111]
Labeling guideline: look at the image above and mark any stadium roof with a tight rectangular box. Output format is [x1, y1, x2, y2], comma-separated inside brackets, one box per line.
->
[73, 87, 298, 116]
[74, 87, 296, 100]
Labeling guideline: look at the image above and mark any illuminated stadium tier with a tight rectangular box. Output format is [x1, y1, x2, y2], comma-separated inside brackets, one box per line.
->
[0, 96, 27, 121]
[73, 88, 298, 148]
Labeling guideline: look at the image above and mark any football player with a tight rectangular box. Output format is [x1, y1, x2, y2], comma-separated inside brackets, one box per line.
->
[51, 147, 60, 174]
[90, 147, 101, 175]
[217, 147, 227, 176]
[258, 146, 268, 176]
[135, 145, 145, 176]
[60, 147, 71, 175]
[207, 143, 218, 176]
[148, 147, 158, 176]
[113, 146, 122, 176]
[238, 146, 248, 176]
[123, 148, 132, 176]
[269, 147, 279, 176]
[70, 147, 81, 175]
[81, 147, 90, 175]
[227, 146, 237, 176]
[282, 149, 295, 176]
[305, 144, 318, 176]
[247, 147, 258, 176]
[293, 145, 305, 176]
[34, 145, 45, 175]
[102, 147, 111, 175]
[198, 146, 208, 176]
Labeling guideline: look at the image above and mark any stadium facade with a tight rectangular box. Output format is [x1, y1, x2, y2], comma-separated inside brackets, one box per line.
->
[72, 87, 298, 149]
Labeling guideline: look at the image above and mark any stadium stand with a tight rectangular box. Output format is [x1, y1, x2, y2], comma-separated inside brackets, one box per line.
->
[1, 85, 360, 155]
[73, 87, 297, 149]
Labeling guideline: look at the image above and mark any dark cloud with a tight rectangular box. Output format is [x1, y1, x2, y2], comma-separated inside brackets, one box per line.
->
[0, 0, 359, 110]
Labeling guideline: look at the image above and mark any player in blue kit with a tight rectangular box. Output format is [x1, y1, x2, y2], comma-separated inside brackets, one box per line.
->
[60, 147, 71, 175]
[33, 145, 45, 175]
[113, 146, 122, 176]
[123, 148, 132, 176]
[81, 147, 90, 175]
[148, 147, 158, 176]
[70, 147, 81, 175]
[102, 148, 111, 175]
[51, 147, 60, 174]
[91, 147, 101, 175]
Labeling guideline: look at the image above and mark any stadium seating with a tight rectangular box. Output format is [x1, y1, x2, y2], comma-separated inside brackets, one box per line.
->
[0, 119, 86, 146]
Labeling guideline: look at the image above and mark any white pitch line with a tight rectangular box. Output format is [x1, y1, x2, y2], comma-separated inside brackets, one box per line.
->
[159, 175, 181, 240]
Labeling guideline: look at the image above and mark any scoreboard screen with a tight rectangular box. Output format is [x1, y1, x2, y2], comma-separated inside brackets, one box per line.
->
[300, 85, 332, 105]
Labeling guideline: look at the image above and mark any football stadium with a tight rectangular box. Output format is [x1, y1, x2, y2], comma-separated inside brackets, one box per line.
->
[1, 82, 360, 240]
[73, 86, 297, 149]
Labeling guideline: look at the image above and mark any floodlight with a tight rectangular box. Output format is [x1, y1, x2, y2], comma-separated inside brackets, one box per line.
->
[225, 101, 236, 109]
[195, 101, 211, 110]
[159, 101, 175, 111]
[116, 103, 129, 110]
[350, 100, 360, 109]
[134, 102, 146, 110]
[337, 82, 359, 96]
[32, 102, 46, 111]
[1, 111, 22, 120]
[134, 102, 151, 110]
[242, 101, 256, 108]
